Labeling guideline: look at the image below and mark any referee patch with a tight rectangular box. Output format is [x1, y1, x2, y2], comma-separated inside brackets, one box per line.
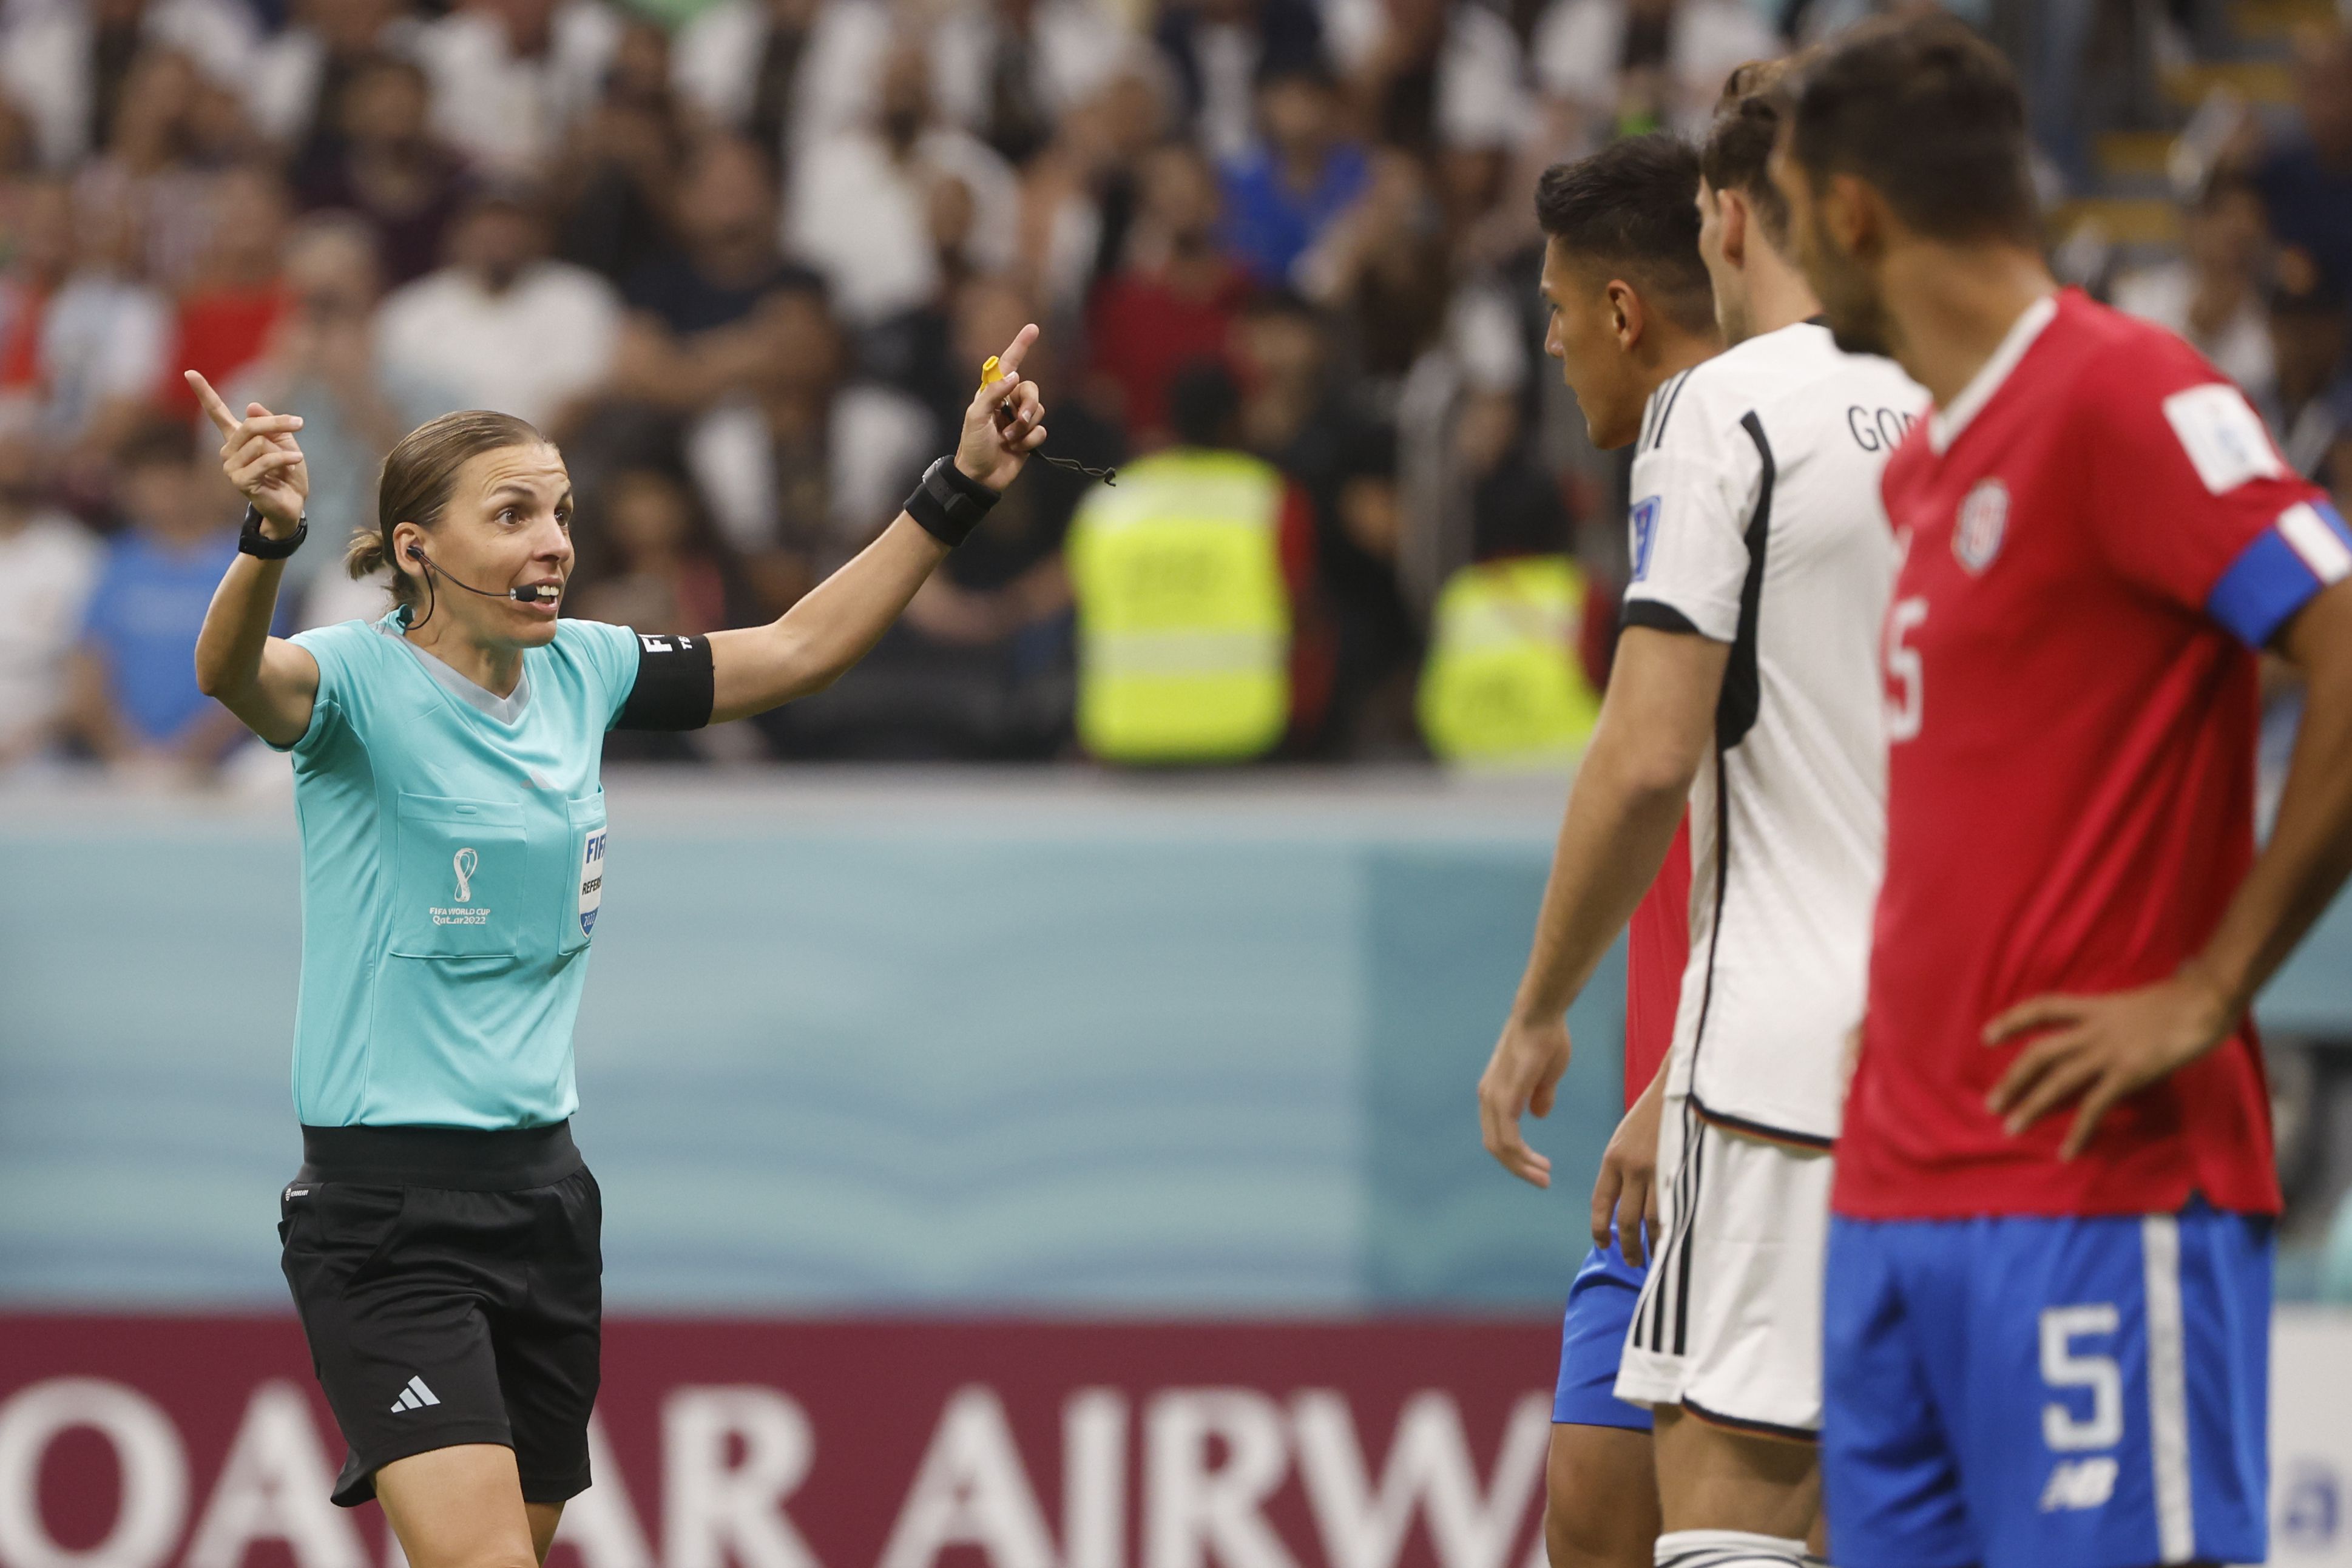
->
[614, 633, 715, 731]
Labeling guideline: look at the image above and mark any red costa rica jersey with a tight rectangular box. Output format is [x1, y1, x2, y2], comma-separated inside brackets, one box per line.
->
[1625, 816, 1691, 1110]
[1837, 289, 2347, 1219]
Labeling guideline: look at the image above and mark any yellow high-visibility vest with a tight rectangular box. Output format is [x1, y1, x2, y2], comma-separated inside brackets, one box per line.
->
[1418, 555, 1601, 765]
[1066, 449, 1290, 763]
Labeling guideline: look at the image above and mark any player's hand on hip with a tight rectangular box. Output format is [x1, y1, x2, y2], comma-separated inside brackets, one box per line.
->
[1592, 1080, 1664, 1265]
[1981, 965, 2236, 1160]
[187, 370, 308, 534]
[1478, 1014, 1570, 1187]
[954, 323, 1048, 494]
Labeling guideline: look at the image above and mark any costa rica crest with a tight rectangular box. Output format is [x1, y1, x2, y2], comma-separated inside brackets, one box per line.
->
[1954, 478, 2009, 574]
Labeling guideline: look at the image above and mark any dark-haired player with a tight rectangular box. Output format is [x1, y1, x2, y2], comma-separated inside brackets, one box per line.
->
[1478, 86, 1921, 1568]
[1776, 16, 2352, 1568]
[1478, 130, 1714, 1568]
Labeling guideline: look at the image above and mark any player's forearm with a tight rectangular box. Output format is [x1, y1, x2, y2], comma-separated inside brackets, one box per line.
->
[709, 514, 948, 721]
[1510, 732, 1693, 1026]
[194, 554, 288, 705]
[2194, 584, 2352, 1013]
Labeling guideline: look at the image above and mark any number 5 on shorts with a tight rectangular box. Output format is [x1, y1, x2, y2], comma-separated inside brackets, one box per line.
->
[2039, 1303, 2122, 1451]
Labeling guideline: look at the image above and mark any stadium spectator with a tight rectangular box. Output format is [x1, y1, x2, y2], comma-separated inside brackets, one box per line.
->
[1066, 359, 1330, 762]
[1415, 460, 1602, 766]
[572, 466, 734, 636]
[1217, 59, 1369, 289]
[2250, 24, 2352, 297]
[786, 39, 1020, 327]
[1530, 0, 1776, 151]
[159, 163, 292, 424]
[0, 179, 79, 402]
[1296, 148, 1451, 380]
[374, 184, 624, 431]
[0, 413, 98, 771]
[876, 275, 1120, 754]
[620, 134, 793, 350]
[2112, 175, 2276, 404]
[62, 419, 257, 780]
[671, 0, 893, 175]
[552, 20, 689, 286]
[2261, 263, 2352, 509]
[1325, 0, 1530, 157]
[1087, 141, 1251, 442]
[0, 0, 259, 170]
[930, 0, 1137, 168]
[245, 0, 425, 156]
[1231, 289, 1418, 755]
[1155, 0, 1326, 163]
[683, 271, 933, 609]
[414, 0, 625, 178]
[289, 55, 471, 289]
[225, 214, 454, 623]
[39, 179, 168, 459]
[1013, 64, 1172, 322]
[75, 47, 230, 293]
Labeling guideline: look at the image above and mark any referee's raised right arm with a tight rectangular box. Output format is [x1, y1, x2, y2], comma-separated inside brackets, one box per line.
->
[188, 370, 322, 749]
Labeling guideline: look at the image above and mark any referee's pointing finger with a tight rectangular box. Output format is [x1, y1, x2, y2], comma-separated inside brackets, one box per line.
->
[186, 370, 238, 436]
[993, 323, 1040, 382]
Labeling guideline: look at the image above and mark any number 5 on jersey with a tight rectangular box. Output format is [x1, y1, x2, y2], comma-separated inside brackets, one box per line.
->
[1885, 596, 1928, 743]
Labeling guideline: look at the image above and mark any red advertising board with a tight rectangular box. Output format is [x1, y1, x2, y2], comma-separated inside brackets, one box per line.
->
[0, 1317, 1560, 1568]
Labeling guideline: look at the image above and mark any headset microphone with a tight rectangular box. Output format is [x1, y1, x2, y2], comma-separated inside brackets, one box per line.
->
[405, 546, 562, 604]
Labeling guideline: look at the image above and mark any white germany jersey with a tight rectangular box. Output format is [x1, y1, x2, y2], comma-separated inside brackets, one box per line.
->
[1624, 321, 1927, 1144]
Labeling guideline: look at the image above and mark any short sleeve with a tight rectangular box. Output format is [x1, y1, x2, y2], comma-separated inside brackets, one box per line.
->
[2082, 349, 2342, 647]
[279, 621, 372, 756]
[1621, 405, 1764, 643]
[557, 619, 646, 730]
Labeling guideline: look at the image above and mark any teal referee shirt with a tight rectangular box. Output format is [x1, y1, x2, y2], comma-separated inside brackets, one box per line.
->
[278, 614, 641, 1129]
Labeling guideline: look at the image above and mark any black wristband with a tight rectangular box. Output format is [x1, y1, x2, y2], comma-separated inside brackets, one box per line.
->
[902, 457, 1000, 548]
[238, 503, 306, 559]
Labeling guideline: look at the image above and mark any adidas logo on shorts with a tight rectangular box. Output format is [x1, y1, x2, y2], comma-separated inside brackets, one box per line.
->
[389, 1375, 441, 1414]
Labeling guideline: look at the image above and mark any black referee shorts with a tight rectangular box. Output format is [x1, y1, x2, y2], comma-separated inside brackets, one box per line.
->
[279, 1121, 601, 1507]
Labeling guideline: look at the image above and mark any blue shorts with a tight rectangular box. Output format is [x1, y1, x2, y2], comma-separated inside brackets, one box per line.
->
[1553, 1232, 1652, 1431]
[1822, 1202, 2273, 1568]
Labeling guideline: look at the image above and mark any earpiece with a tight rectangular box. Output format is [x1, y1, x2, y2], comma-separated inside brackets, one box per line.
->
[402, 543, 562, 606]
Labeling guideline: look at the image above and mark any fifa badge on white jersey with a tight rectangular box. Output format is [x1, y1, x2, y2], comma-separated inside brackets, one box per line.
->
[1631, 496, 1661, 581]
[1954, 478, 2009, 575]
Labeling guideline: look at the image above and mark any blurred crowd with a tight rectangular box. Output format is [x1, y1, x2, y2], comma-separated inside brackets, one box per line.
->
[0, 0, 2344, 778]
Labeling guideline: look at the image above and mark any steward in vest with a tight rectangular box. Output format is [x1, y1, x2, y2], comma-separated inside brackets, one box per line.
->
[1418, 473, 1604, 765]
[1067, 363, 1318, 762]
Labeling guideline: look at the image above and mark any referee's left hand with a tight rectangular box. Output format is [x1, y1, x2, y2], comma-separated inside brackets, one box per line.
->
[953, 323, 1048, 494]
[1981, 966, 2236, 1160]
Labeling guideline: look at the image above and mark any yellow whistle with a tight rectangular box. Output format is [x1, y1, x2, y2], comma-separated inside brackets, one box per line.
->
[979, 356, 1002, 393]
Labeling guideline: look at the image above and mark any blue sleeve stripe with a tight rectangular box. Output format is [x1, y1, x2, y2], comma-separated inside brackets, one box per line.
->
[2206, 499, 2352, 647]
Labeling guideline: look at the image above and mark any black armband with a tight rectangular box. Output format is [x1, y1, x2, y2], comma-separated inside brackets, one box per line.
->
[613, 632, 715, 731]
[902, 456, 1000, 547]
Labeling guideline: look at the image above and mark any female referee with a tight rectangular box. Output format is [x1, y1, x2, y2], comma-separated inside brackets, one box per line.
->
[187, 328, 1050, 1563]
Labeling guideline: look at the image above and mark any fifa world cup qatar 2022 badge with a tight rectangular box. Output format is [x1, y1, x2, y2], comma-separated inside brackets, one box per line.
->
[1954, 478, 2009, 575]
[578, 831, 606, 938]
[432, 848, 490, 927]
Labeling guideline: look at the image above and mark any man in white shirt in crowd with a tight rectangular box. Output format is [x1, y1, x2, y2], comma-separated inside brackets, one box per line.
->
[0, 407, 97, 772]
[786, 39, 1018, 328]
[374, 184, 622, 433]
[413, 0, 622, 177]
[673, 0, 893, 178]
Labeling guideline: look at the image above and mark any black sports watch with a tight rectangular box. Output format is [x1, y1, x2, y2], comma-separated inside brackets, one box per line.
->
[238, 502, 307, 559]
